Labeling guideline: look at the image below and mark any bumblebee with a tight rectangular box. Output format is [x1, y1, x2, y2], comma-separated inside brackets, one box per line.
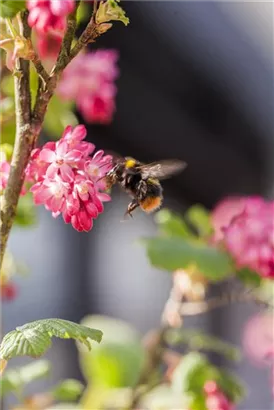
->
[104, 157, 187, 217]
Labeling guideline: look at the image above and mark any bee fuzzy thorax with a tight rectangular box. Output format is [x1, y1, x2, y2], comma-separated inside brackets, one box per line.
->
[140, 196, 163, 213]
[125, 158, 137, 168]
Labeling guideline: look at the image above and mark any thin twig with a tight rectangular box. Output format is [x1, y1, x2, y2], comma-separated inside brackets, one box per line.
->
[69, 0, 100, 61]
[31, 52, 49, 84]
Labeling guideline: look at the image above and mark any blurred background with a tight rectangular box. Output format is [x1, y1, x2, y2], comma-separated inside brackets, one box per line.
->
[3, 1, 274, 409]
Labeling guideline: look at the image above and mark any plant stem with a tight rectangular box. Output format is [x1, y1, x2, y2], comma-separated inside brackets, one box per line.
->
[128, 327, 167, 409]
[0, 11, 32, 268]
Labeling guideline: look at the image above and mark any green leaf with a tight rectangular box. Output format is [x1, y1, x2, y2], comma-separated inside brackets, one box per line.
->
[166, 329, 241, 362]
[0, 0, 26, 18]
[96, 0, 129, 26]
[254, 279, 274, 309]
[186, 205, 212, 237]
[14, 193, 36, 227]
[142, 237, 233, 281]
[43, 94, 78, 139]
[0, 143, 13, 161]
[155, 209, 194, 239]
[237, 268, 262, 287]
[77, 315, 146, 388]
[52, 379, 84, 402]
[0, 319, 103, 362]
[0, 360, 50, 398]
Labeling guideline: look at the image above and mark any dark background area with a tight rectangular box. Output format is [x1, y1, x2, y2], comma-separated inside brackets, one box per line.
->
[4, 2, 273, 409]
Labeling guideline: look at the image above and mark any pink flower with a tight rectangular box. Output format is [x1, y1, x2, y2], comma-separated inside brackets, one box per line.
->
[211, 197, 246, 241]
[1, 152, 29, 195]
[36, 31, 62, 60]
[27, 0, 75, 34]
[57, 50, 119, 124]
[222, 197, 274, 278]
[39, 139, 83, 182]
[204, 381, 234, 410]
[243, 313, 274, 366]
[28, 125, 113, 232]
[0, 152, 10, 193]
[31, 175, 70, 213]
[1, 281, 18, 302]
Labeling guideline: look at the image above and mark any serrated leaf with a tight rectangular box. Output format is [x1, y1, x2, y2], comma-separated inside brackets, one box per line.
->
[142, 237, 233, 281]
[0, 0, 26, 18]
[0, 360, 50, 398]
[0, 319, 103, 362]
[166, 329, 241, 362]
[186, 205, 212, 237]
[52, 379, 84, 402]
[155, 209, 194, 239]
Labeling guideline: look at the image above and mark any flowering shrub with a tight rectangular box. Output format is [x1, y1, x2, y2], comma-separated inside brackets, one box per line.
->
[0, 1, 273, 410]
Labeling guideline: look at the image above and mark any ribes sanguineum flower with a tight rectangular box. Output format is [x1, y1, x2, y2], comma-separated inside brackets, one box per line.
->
[212, 197, 274, 279]
[29, 125, 113, 232]
[57, 50, 119, 124]
[27, 0, 75, 34]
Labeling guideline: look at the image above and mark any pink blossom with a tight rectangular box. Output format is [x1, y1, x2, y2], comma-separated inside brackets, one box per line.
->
[222, 197, 274, 278]
[1, 152, 28, 195]
[27, 0, 75, 34]
[57, 50, 119, 124]
[28, 125, 113, 232]
[211, 197, 246, 241]
[204, 381, 234, 410]
[36, 31, 62, 60]
[243, 313, 274, 366]
[0, 152, 10, 192]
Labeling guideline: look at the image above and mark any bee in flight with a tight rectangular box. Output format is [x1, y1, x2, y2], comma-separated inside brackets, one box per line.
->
[103, 157, 187, 217]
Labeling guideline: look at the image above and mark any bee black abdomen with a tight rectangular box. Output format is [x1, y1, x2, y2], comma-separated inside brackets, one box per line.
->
[138, 179, 163, 213]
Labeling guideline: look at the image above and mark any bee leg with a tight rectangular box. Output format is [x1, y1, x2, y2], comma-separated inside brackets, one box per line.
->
[124, 200, 139, 219]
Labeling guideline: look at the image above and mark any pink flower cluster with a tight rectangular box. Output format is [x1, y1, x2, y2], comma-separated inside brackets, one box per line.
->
[212, 197, 274, 279]
[27, 0, 75, 34]
[27, 125, 113, 232]
[57, 50, 119, 124]
[204, 381, 234, 410]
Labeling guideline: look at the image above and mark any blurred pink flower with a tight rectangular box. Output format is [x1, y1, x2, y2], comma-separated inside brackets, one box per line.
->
[1, 152, 29, 195]
[243, 313, 274, 366]
[57, 50, 119, 124]
[222, 197, 274, 278]
[27, 0, 75, 34]
[29, 125, 113, 232]
[0, 152, 10, 192]
[211, 197, 246, 241]
[204, 381, 234, 410]
[36, 31, 62, 60]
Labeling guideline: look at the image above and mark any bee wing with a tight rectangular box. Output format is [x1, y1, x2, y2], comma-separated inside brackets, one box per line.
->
[140, 160, 187, 180]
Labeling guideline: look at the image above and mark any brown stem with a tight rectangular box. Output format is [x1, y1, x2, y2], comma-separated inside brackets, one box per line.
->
[0, 11, 32, 268]
[128, 327, 167, 409]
